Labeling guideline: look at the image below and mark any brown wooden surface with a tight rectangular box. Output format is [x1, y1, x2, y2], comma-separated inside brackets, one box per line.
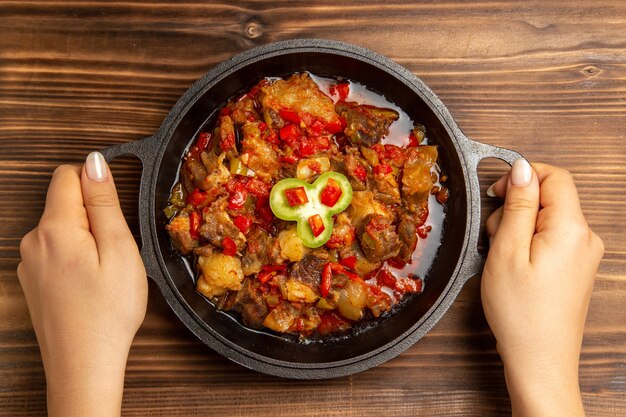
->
[1, 1, 625, 416]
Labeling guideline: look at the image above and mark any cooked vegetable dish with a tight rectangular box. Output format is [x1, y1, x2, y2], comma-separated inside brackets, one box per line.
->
[164, 73, 449, 337]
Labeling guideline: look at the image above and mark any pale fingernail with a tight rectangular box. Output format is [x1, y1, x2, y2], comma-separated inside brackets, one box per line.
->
[486, 183, 496, 197]
[510, 158, 532, 186]
[85, 151, 109, 182]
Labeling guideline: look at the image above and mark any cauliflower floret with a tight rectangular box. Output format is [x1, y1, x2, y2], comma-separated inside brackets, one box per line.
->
[196, 254, 244, 298]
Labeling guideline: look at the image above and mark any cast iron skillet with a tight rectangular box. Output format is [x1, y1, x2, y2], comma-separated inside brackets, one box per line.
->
[101, 39, 522, 379]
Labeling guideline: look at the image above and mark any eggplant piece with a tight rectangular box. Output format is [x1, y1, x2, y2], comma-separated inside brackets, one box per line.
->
[336, 101, 399, 146]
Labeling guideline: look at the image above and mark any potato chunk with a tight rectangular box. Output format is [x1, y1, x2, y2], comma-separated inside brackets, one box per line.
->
[278, 226, 307, 262]
[196, 254, 244, 298]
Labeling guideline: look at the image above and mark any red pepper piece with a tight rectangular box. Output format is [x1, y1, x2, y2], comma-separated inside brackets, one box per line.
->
[377, 269, 397, 288]
[228, 183, 248, 210]
[189, 211, 201, 240]
[280, 153, 299, 164]
[279, 109, 301, 124]
[233, 215, 252, 234]
[300, 138, 315, 157]
[258, 122, 267, 132]
[321, 263, 333, 298]
[353, 164, 367, 182]
[320, 178, 343, 207]
[325, 119, 343, 134]
[284, 186, 309, 207]
[308, 214, 325, 237]
[258, 264, 287, 284]
[279, 124, 301, 143]
[196, 132, 211, 151]
[187, 188, 208, 207]
[374, 163, 393, 176]
[246, 178, 271, 198]
[219, 107, 231, 116]
[222, 236, 237, 256]
[339, 255, 357, 270]
[407, 131, 419, 147]
[257, 271, 272, 284]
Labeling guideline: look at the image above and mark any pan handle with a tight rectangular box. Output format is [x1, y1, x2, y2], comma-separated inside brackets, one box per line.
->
[457, 136, 525, 283]
[100, 135, 163, 280]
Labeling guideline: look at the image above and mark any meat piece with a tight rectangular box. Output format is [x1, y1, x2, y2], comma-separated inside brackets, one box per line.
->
[229, 279, 269, 329]
[184, 158, 209, 190]
[230, 97, 260, 125]
[290, 251, 330, 289]
[359, 214, 402, 263]
[241, 121, 280, 179]
[396, 212, 418, 263]
[196, 253, 244, 298]
[165, 213, 198, 255]
[199, 199, 246, 252]
[199, 151, 231, 201]
[259, 73, 341, 127]
[263, 302, 299, 333]
[402, 146, 437, 207]
[219, 115, 236, 152]
[241, 227, 275, 276]
[335, 101, 399, 146]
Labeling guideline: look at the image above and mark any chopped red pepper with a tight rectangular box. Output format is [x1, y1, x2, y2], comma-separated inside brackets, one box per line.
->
[325, 119, 343, 134]
[339, 255, 357, 270]
[257, 271, 273, 284]
[258, 264, 287, 284]
[374, 163, 393, 176]
[308, 214, 325, 237]
[187, 188, 208, 207]
[300, 138, 315, 157]
[222, 236, 237, 256]
[219, 107, 231, 116]
[196, 132, 211, 150]
[233, 215, 252, 234]
[377, 269, 397, 288]
[258, 122, 267, 132]
[320, 178, 343, 207]
[279, 124, 301, 143]
[284, 186, 309, 207]
[321, 263, 333, 298]
[353, 164, 367, 182]
[417, 225, 432, 239]
[279, 109, 301, 124]
[228, 183, 248, 210]
[189, 211, 201, 240]
[408, 131, 419, 147]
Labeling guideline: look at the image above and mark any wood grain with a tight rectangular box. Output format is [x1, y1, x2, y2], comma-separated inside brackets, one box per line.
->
[1, 1, 625, 416]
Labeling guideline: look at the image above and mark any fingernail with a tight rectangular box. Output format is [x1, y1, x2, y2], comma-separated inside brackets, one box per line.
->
[510, 158, 532, 186]
[486, 183, 496, 197]
[85, 151, 109, 182]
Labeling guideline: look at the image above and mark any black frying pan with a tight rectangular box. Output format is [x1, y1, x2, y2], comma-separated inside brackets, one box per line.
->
[102, 39, 522, 379]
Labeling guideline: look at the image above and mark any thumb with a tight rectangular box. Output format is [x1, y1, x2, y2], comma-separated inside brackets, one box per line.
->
[81, 151, 133, 260]
[490, 158, 539, 263]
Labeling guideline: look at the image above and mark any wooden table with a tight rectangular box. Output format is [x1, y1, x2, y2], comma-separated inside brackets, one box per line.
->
[1, 1, 624, 416]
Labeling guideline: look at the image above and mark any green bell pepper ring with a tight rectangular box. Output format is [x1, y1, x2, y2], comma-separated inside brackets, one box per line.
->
[269, 172, 353, 248]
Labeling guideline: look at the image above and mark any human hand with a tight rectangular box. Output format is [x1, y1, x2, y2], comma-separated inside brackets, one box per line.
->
[18, 152, 147, 417]
[481, 160, 604, 417]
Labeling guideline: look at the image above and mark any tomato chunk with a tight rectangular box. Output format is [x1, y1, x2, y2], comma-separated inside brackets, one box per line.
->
[320, 178, 343, 207]
[228, 183, 248, 210]
[308, 214, 325, 237]
[284, 186, 308, 207]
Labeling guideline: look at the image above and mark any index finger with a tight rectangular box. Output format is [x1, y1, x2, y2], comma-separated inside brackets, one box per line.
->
[532, 163, 585, 223]
[40, 165, 89, 231]
[487, 163, 585, 222]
